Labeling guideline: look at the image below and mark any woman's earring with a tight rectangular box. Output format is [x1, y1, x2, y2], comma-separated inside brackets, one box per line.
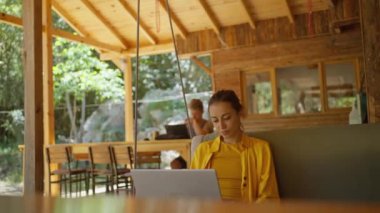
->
[240, 123, 244, 131]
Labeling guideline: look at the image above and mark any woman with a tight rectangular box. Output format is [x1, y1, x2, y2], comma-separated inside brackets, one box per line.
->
[187, 99, 213, 136]
[191, 90, 279, 202]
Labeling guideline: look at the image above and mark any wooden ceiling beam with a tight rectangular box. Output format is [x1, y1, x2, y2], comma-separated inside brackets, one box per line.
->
[0, 12, 124, 54]
[0, 12, 21, 26]
[190, 56, 212, 76]
[158, 0, 187, 39]
[239, 0, 256, 29]
[80, 0, 129, 49]
[197, 0, 221, 35]
[284, 0, 294, 24]
[52, 29, 124, 53]
[118, 0, 157, 45]
[101, 42, 175, 60]
[52, 1, 87, 36]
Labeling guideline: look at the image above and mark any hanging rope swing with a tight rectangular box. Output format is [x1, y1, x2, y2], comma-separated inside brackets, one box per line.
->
[133, 0, 193, 169]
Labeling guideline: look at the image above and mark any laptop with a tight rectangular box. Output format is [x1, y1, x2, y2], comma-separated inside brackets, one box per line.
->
[156, 124, 191, 139]
[131, 169, 221, 199]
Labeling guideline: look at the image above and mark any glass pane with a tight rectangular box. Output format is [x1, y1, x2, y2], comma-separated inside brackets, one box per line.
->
[325, 62, 356, 108]
[246, 72, 273, 115]
[277, 65, 321, 115]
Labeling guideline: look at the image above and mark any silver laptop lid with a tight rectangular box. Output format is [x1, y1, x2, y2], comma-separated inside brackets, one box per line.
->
[131, 169, 221, 199]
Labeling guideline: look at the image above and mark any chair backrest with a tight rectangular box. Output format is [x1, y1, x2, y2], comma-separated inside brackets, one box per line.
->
[46, 145, 70, 164]
[190, 132, 218, 158]
[111, 145, 133, 168]
[89, 145, 113, 167]
[134, 151, 161, 169]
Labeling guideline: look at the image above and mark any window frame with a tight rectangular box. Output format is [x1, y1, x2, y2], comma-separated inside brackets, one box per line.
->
[243, 58, 360, 118]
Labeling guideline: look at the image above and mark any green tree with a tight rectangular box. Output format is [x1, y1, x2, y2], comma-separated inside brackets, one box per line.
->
[0, 0, 23, 183]
[53, 38, 125, 143]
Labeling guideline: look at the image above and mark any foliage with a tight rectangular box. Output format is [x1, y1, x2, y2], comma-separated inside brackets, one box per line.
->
[0, 0, 23, 183]
[134, 54, 212, 135]
[53, 38, 125, 142]
[133, 54, 211, 99]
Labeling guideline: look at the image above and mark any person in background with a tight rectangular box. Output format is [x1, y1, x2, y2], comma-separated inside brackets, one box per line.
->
[170, 156, 187, 169]
[187, 99, 213, 137]
[191, 90, 279, 202]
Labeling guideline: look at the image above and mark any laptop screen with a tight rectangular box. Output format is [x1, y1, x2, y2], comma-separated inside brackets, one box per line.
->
[131, 169, 221, 199]
[164, 124, 190, 139]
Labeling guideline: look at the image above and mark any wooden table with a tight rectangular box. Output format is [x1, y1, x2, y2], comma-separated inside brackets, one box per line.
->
[2, 195, 380, 213]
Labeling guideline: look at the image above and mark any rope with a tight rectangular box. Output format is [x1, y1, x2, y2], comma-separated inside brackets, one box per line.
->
[133, 0, 141, 169]
[164, 0, 193, 138]
[133, 0, 194, 169]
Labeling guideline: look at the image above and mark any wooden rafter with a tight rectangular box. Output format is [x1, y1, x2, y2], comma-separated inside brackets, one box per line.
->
[284, 0, 294, 24]
[158, 0, 187, 39]
[118, 0, 157, 45]
[53, 1, 126, 71]
[190, 56, 212, 76]
[53, 29, 124, 53]
[0, 12, 21, 26]
[52, 1, 87, 36]
[80, 0, 129, 48]
[239, 0, 256, 29]
[0, 13, 124, 53]
[101, 42, 174, 60]
[197, 0, 221, 35]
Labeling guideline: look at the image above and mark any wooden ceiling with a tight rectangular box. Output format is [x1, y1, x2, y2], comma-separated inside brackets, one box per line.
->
[0, 0, 335, 56]
[51, 0, 334, 56]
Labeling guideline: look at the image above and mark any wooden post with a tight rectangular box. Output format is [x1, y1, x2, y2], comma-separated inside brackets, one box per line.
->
[42, 0, 56, 195]
[23, 0, 44, 194]
[123, 57, 134, 142]
[360, 0, 380, 122]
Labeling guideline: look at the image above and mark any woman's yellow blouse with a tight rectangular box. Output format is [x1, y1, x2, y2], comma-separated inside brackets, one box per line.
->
[190, 134, 279, 202]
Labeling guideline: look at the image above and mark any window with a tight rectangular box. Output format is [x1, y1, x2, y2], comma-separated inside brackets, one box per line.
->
[277, 65, 321, 115]
[245, 72, 273, 115]
[243, 58, 359, 117]
[325, 62, 357, 109]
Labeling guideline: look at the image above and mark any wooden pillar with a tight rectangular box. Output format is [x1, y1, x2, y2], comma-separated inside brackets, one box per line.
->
[360, 0, 380, 122]
[23, 0, 44, 194]
[123, 57, 134, 142]
[42, 0, 56, 195]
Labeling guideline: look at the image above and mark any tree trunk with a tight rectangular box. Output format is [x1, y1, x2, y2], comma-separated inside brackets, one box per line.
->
[65, 92, 77, 142]
[76, 94, 86, 142]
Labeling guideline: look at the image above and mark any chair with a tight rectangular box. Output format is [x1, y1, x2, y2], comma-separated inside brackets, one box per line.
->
[135, 151, 161, 169]
[111, 145, 133, 192]
[88, 145, 114, 194]
[46, 145, 88, 197]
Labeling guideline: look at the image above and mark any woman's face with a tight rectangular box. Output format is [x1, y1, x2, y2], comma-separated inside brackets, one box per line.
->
[209, 101, 242, 141]
[190, 109, 203, 120]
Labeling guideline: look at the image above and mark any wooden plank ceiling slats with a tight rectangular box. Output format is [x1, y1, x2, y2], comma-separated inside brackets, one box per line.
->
[80, 0, 130, 48]
[0, 0, 335, 56]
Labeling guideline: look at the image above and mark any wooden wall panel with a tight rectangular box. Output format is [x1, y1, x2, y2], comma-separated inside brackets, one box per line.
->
[213, 70, 242, 101]
[243, 112, 350, 133]
[212, 29, 362, 132]
[213, 30, 362, 72]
